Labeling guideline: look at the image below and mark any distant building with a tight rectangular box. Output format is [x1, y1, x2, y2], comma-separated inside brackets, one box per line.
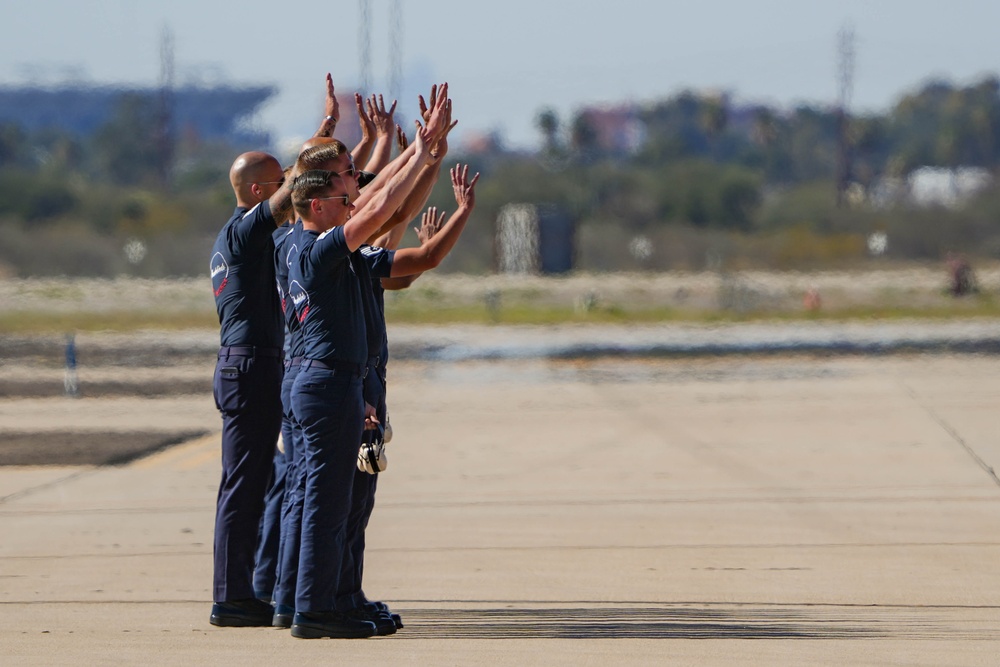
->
[574, 105, 646, 155]
[870, 167, 992, 209]
[0, 84, 277, 147]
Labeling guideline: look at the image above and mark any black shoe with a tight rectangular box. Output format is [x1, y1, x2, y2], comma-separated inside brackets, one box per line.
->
[348, 606, 397, 636]
[290, 611, 376, 639]
[366, 601, 403, 629]
[210, 598, 275, 627]
[272, 604, 294, 629]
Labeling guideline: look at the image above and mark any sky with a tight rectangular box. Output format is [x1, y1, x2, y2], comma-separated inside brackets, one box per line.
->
[2, 0, 999, 152]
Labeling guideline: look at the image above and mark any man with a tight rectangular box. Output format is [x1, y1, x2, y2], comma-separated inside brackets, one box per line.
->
[252, 178, 296, 604]
[270, 94, 456, 629]
[284, 99, 456, 638]
[268, 207, 307, 628]
[338, 111, 459, 630]
[208, 74, 339, 628]
[286, 150, 478, 640]
[269, 138, 358, 630]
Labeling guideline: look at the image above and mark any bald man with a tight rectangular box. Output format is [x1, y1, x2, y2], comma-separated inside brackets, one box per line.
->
[208, 75, 339, 628]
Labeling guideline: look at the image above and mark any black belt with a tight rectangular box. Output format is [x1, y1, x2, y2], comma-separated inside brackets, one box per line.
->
[218, 346, 283, 358]
[284, 356, 304, 369]
[301, 359, 364, 376]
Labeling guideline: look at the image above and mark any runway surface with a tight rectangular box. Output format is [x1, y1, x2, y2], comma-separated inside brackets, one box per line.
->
[1, 354, 999, 665]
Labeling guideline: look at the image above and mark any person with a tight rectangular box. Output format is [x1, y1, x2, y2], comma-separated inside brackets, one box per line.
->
[269, 138, 359, 631]
[251, 171, 296, 603]
[270, 97, 441, 627]
[285, 90, 471, 638]
[208, 74, 339, 628]
[946, 252, 978, 296]
[323, 162, 481, 635]
[338, 110, 460, 629]
[266, 85, 392, 620]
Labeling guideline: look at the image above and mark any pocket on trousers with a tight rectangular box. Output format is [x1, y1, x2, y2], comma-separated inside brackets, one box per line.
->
[298, 382, 327, 390]
[214, 363, 245, 413]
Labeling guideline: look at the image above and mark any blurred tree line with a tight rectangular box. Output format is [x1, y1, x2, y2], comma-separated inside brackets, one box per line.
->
[0, 92, 236, 277]
[3, 76, 1000, 276]
[431, 75, 1000, 272]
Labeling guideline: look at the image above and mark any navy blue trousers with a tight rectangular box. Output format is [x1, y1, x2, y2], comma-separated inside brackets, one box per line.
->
[253, 430, 288, 599]
[291, 363, 364, 613]
[272, 363, 304, 610]
[212, 351, 283, 602]
[338, 365, 387, 608]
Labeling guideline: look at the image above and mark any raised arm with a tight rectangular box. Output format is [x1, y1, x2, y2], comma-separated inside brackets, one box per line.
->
[341, 122, 435, 251]
[380, 206, 443, 290]
[362, 94, 397, 174]
[366, 159, 438, 246]
[268, 75, 339, 220]
[394, 123, 409, 155]
[389, 164, 479, 276]
[365, 136, 448, 245]
[350, 93, 376, 167]
[265, 172, 295, 227]
[363, 96, 456, 244]
[312, 73, 340, 139]
[352, 83, 450, 210]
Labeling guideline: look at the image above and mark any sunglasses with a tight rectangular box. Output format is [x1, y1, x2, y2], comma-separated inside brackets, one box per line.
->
[338, 164, 358, 178]
[312, 194, 351, 206]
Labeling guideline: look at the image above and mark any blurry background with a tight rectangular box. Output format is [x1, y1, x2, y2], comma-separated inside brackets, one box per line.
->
[3, 7, 999, 653]
[0, 0, 998, 309]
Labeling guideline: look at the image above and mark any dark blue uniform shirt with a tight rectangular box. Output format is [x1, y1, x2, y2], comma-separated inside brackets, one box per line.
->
[211, 202, 284, 348]
[274, 221, 305, 359]
[351, 245, 394, 361]
[371, 277, 389, 364]
[288, 228, 393, 365]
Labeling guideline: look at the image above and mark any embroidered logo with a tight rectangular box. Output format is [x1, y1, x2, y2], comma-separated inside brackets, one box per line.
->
[288, 280, 310, 323]
[210, 252, 230, 297]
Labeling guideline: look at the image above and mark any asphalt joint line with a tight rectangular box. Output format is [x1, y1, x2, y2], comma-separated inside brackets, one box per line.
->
[901, 383, 1000, 490]
[0, 469, 97, 506]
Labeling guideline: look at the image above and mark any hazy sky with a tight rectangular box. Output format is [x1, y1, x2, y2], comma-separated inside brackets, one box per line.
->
[2, 1, 999, 151]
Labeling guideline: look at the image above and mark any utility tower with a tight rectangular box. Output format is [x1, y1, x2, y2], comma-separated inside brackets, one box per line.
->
[835, 24, 855, 207]
[388, 0, 403, 102]
[156, 25, 175, 188]
[357, 0, 404, 100]
[358, 0, 372, 95]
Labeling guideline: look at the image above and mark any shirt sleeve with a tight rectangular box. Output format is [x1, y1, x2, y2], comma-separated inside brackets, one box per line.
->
[360, 245, 395, 279]
[312, 226, 352, 265]
[230, 200, 276, 252]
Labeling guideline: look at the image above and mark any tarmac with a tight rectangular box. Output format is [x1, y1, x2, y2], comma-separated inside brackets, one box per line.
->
[2, 352, 1000, 665]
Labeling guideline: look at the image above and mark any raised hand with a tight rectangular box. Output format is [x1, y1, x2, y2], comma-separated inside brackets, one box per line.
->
[421, 82, 450, 139]
[355, 92, 375, 141]
[367, 94, 397, 137]
[395, 124, 409, 154]
[324, 73, 339, 123]
[451, 163, 479, 210]
[417, 83, 438, 124]
[415, 206, 446, 244]
[412, 118, 434, 159]
[429, 99, 458, 163]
